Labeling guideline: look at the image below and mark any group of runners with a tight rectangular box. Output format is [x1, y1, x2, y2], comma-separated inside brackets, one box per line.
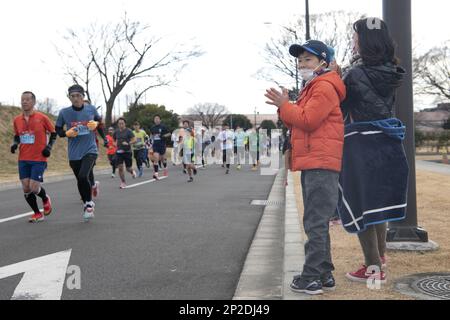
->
[10, 85, 266, 223]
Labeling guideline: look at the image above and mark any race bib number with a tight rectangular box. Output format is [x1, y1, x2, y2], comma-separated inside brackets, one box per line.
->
[71, 121, 90, 136]
[20, 133, 35, 144]
[76, 124, 89, 136]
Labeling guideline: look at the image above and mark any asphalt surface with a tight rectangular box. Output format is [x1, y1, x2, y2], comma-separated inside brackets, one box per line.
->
[0, 163, 276, 300]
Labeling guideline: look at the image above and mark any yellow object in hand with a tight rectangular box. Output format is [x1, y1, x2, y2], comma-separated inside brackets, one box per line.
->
[66, 127, 79, 138]
[87, 120, 98, 131]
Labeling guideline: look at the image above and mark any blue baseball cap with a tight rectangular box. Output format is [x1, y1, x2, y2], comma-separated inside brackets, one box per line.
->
[289, 40, 331, 64]
[327, 46, 336, 62]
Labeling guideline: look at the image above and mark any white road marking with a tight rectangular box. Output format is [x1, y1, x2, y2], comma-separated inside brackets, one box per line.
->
[0, 249, 72, 300]
[124, 176, 168, 189]
[0, 211, 38, 224]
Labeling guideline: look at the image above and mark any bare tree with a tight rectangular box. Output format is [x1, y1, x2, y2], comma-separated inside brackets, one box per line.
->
[37, 98, 58, 115]
[59, 13, 203, 127]
[56, 31, 97, 104]
[413, 43, 450, 102]
[185, 103, 230, 129]
[258, 11, 362, 88]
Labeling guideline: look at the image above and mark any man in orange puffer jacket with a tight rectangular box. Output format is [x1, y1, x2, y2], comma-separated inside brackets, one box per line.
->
[265, 40, 345, 296]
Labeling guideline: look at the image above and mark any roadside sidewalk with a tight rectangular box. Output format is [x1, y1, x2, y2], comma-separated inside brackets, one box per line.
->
[233, 169, 310, 300]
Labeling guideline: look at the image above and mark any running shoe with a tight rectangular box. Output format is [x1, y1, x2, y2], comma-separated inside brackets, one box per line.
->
[83, 204, 95, 222]
[321, 274, 336, 291]
[92, 181, 100, 198]
[132, 170, 137, 179]
[29, 212, 44, 223]
[153, 173, 159, 180]
[138, 168, 144, 178]
[111, 173, 115, 178]
[188, 177, 194, 183]
[226, 169, 229, 174]
[163, 168, 168, 176]
[290, 277, 323, 295]
[120, 182, 127, 189]
[237, 165, 241, 170]
[43, 195, 52, 216]
[193, 168, 197, 175]
[346, 265, 386, 284]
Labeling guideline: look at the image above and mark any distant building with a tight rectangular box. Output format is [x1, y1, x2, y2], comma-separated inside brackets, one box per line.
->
[415, 103, 450, 132]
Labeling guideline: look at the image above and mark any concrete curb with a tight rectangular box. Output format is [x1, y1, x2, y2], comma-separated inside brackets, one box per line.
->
[282, 170, 310, 300]
[233, 170, 285, 300]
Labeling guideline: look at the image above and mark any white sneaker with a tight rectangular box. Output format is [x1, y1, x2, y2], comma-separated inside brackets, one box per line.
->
[83, 204, 95, 222]
[111, 173, 115, 178]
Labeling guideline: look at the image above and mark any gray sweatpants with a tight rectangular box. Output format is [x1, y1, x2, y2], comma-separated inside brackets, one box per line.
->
[300, 169, 340, 281]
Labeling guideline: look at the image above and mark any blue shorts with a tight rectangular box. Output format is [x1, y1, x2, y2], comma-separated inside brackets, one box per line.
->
[18, 161, 47, 182]
[153, 143, 166, 156]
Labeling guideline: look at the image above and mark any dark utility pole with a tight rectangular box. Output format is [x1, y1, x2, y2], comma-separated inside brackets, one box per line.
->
[383, 0, 429, 243]
[305, 0, 311, 40]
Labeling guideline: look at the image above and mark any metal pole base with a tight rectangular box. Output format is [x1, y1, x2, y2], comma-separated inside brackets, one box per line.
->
[386, 240, 439, 252]
[387, 226, 429, 242]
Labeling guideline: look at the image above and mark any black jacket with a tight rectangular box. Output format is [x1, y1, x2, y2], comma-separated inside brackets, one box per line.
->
[341, 60, 406, 122]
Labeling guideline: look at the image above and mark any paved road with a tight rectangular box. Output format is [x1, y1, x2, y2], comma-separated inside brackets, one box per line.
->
[0, 164, 276, 300]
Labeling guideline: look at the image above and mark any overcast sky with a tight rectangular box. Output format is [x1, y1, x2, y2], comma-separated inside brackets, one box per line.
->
[1, 0, 449, 116]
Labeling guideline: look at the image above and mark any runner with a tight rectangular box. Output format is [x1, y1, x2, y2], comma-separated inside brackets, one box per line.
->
[218, 124, 235, 174]
[55, 84, 105, 222]
[248, 127, 260, 171]
[180, 120, 190, 174]
[106, 127, 117, 178]
[113, 118, 137, 189]
[11, 91, 56, 223]
[234, 125, 247, 170]
[171, 129, 180, 165]
[150, 115, 171, 179]
[132, 121, 149, 177]
[199, 127, 211, 170]
[181, 127, 196, 182]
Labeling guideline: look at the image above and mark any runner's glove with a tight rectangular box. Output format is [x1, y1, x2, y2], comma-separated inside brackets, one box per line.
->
[42, 145, 51, 158]
[10, 144, 18, 154]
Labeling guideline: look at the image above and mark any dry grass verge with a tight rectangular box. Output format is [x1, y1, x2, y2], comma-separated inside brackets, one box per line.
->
[292, 168, 450, 300]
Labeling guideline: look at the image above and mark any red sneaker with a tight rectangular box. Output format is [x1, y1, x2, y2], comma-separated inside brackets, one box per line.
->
[346, 265, 386, 283]
[163, 168, 168, 177]
[43, 196, 52, 216]
[29, 212, 44, 223]
[92, 181, 100, 198]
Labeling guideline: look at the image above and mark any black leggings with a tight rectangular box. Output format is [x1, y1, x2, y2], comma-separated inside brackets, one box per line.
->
[133, 149, 146, 170]
[69, 154, 98, 203]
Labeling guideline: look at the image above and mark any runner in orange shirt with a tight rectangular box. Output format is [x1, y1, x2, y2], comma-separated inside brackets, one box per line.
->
[106, 127, 117, 178]
[11, 91, 57, 223]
